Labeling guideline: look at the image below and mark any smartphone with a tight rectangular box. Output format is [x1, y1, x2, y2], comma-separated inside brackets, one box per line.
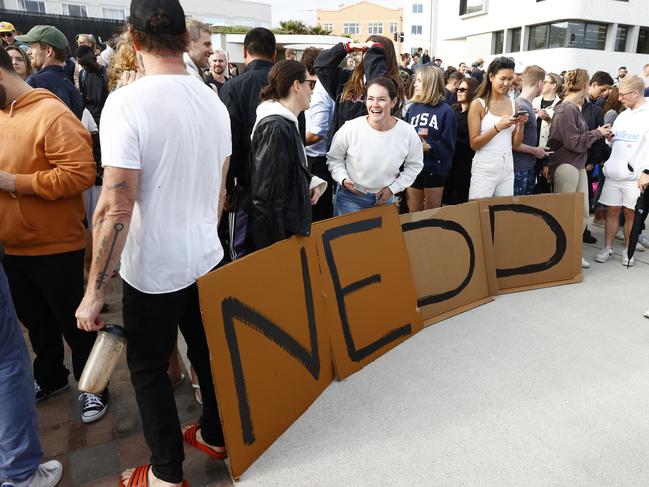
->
[418, 128, 429, 136]
[515, 110, 527, 118]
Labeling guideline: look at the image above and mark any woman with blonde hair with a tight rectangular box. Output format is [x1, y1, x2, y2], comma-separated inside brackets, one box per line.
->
[106, 30, 141, 91]
[405, 66, 457, 211]
[545, 68, 612, 267]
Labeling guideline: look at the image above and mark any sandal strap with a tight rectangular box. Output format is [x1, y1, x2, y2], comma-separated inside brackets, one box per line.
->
[125, 464, 150, 487]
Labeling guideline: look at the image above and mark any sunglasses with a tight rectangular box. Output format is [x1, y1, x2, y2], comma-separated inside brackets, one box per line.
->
[304, 80, 316, 90]
[456, 87, 468, 93]
[0, 32, 14, 37]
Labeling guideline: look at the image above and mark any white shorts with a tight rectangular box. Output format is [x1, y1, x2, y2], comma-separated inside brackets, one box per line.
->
[598, 178, 640, 209]
[468, 149, 514, 200]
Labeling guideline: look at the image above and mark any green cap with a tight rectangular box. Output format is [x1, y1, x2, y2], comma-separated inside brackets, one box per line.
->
[15, 25, 68, 50]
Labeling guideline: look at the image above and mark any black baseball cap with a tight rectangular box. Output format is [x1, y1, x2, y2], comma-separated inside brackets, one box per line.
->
[129, 0, 186, 35]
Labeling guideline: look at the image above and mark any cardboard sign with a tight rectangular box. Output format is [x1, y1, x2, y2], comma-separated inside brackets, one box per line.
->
[479, 193, 583, 293]
[197, 237, 333, 479]
[312, 205, 423, 380]
[399, 202, 496, 326]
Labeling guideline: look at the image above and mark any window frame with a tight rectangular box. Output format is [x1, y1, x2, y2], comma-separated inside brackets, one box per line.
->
[18, 0, 46, 14]
[62, 3, 88, 17]
[343, 22, 360, 35]
[367, 22, 384, 35]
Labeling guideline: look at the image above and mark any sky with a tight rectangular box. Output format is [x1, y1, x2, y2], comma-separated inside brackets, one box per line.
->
[268, 0, 402, 27]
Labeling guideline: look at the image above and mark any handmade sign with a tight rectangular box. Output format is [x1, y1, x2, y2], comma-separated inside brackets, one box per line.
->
[312, 204, 423, 379]
[197, 237, 333, 479]
[399, 202, 496, 326]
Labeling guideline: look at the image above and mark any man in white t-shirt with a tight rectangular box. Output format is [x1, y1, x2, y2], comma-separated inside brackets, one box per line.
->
[75, 0, 231, 484]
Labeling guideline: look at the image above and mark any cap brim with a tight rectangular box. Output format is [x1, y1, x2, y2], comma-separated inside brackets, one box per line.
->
[14, 34, 36, 43]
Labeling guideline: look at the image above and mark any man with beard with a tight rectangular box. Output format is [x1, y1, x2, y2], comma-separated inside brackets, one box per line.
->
[184, 19, 213, 85]
[206, 49, 227, 93]
[0, 45, 103, 425]
[16, 25, 84, 119]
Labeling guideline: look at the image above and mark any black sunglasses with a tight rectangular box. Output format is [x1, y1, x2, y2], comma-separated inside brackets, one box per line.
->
[456, 87, 468, 93]
[0, 32, 14, 37]
[303, 80, 316, 90]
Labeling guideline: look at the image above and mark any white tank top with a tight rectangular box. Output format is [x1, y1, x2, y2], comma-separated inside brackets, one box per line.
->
[478, 97, 516, 152]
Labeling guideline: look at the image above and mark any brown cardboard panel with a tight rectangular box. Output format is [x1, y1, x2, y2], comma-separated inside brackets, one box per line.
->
[197, 237, 333, 479]
[399, 202, 496, 326]
[479, 193, 583, 293]
[312, 205, 423, 380]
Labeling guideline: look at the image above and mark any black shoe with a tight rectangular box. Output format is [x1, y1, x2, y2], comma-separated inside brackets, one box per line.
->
[583, 229, 597, 244]
[34, 381, 69, 403]
[79, 388, 109, 423]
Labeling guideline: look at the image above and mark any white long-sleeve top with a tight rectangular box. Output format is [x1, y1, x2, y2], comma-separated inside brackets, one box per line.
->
[326, 116, 424, 194]
[604, 102, 649, 180]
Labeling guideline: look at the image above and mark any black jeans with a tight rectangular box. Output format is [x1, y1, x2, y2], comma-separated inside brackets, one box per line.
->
[122, 280, 225, 483]
[307, 155, 334, 222]
[3, 250, 96, 389]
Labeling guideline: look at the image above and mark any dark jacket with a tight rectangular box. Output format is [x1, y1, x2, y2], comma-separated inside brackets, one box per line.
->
[249, 114, 312, 250]
[314, 42, 389, 148]
[583, 98, 610, 165]
[26, 65, 84, 119]
[547, 101, 603, 173]
[219, 59, 274, 189]
[79, 65, 109, 126]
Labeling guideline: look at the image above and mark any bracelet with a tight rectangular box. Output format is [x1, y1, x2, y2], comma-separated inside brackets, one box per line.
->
[493, 125, 500, 133]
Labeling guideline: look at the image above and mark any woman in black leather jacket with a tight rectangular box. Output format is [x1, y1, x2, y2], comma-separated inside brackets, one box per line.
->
[249, 60, 327, 250]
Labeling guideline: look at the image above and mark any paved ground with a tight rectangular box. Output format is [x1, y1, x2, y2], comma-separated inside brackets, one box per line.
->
[35, 221, 649, 486]
[33, 277, 233, 487]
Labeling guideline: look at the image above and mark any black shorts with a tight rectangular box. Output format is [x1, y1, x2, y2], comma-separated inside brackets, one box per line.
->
[411, 171, 446, 189]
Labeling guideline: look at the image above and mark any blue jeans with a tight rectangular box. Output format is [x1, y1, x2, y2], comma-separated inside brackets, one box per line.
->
[514, 168, 536, 196]
[333, 185, 396, 216]
[0, 265, 42, 483]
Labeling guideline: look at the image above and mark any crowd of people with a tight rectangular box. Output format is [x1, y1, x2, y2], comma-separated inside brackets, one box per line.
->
[3, 1, 649, 485]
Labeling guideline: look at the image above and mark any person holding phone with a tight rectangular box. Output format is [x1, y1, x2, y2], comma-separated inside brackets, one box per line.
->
[405, 66, 457, 211]
[467, 57, 527, 199]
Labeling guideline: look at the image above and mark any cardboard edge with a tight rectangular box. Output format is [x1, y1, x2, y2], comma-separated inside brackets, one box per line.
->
[573, 192, 584, 278]
[422, 296, 495, 327]
[496, 274, 583, 295]
[478, 201, 499, 296]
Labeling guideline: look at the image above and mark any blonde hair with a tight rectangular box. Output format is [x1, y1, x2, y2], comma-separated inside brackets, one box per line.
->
[410, 66, 444, 106]
[522, 65, 545, 87]
[562, 69, 590, 96]
[186, 19, 211, 42]
[107, 30, 138, 92]
[619, 75, 645, 94]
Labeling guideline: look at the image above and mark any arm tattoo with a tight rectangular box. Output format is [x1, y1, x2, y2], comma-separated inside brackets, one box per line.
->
[95, 223, 125, 290]
[107, 180, 129, 191]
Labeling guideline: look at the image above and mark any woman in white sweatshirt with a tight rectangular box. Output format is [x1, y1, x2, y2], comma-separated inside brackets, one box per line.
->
[327, 77, 423, 216]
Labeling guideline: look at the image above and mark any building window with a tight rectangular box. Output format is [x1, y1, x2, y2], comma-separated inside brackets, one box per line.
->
[18, 0, 46, 13]
[411, 25, 422, 35]
[459, 0, 484, 15]
[368, 23, 383, 35]
[102, 7, 125, 20]
[62, 3, 87, 16]
[343, 23, 360, 35]
[638, 27, 649, 54]
[412, 3, 423, 13]
[323, 23, 334, 32]
[390, 22, 398, 34]
[492, 30, 504, 54]
[508, 27, 521, 52]
[528, 20, 607, 51]
[614, 25, 628, 52]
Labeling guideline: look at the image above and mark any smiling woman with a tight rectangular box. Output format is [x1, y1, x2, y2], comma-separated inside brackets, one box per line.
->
[326, 77, 424, 216]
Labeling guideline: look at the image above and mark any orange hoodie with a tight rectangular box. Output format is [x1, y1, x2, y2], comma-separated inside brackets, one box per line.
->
[0, 88, 95, 256]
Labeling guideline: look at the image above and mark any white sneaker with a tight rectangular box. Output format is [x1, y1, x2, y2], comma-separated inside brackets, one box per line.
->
[639, 234, 649, 249]
[615, 228, 624, 241]
[622, 249, 635, 267]
[3, 460, 63, 487]
[636, 242, 645, 252]
[581, 257, 590, 268]
[595, 248, 613, 263]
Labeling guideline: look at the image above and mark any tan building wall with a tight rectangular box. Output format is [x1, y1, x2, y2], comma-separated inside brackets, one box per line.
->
[316, 1, 403, 52]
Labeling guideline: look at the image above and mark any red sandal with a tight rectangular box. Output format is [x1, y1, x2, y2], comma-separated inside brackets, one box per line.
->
[120, 464, 189, 486]
[183, 424, 227, 460]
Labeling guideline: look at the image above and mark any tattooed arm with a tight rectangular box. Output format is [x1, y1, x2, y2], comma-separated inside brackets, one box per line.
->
[76, 166, 139, 331]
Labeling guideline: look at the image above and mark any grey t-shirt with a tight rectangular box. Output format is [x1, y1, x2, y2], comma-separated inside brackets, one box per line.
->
[513, 97, 538, 171]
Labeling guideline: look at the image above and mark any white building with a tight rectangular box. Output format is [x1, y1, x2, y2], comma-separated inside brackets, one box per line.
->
[2, 0, 271, 28]
[404, 0, 649, 76]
